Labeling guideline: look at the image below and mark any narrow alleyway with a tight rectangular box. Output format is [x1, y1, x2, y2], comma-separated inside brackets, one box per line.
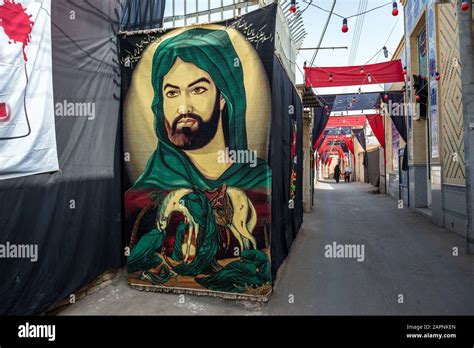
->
[59, 181, 474, 315]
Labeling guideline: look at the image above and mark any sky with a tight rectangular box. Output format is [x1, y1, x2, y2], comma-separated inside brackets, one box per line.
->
[162, 0, 406, 97]
[295, 0, 405, 96]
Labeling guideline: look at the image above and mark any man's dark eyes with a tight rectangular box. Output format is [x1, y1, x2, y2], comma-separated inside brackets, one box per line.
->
[191, 86, 208, 95]
[165, 90, 179, 98]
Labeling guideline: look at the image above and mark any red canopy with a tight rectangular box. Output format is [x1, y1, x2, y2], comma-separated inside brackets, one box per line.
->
[367, 114, 386, 165]
[366, 115, 385, 148]
[326, 116, 367, 128]
[304, 60, 405, 88]
[344, 138, 355, 155]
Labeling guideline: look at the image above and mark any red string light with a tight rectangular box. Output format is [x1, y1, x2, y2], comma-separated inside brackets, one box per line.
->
[342, 18, 349, 33]
[392, 1, 399, 16]
[461, 1, 469, 11]
[290, 0, 297, 13]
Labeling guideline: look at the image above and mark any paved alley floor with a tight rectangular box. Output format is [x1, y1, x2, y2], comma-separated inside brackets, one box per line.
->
[59, 181, 474, 315]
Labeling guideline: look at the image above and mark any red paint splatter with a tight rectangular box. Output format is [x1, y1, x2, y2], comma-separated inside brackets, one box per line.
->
[0, 0, 34, 62]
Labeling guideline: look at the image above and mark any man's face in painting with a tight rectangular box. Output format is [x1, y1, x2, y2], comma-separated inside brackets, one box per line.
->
[162, 58, 225, 150]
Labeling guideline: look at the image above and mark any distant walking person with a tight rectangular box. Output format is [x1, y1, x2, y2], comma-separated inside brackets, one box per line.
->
[334, 165, 341, 183]
[345, 166, 352, 183]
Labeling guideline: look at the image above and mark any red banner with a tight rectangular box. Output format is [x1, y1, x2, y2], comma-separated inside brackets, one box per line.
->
[326, 116, 367, 128]
[304, 60, 405, 88]
[344, 138, 355, 155]
[366, 115, 385, 148]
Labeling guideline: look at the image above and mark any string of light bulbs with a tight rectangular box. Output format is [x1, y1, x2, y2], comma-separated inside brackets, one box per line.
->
[290, 0, 471, 32]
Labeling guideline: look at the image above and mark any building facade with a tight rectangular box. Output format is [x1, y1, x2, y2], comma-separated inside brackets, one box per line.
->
[397, 0, 473, 247]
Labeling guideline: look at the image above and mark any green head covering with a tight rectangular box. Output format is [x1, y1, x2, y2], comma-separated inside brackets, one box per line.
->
[133, 28, 270, 190]
[151, 28, 247, 151]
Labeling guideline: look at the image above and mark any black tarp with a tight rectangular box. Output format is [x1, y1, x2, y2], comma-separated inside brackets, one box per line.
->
[367, 148, 380, 187]
[312, 95, 335, 147]
[412, 75, 428, 119]
[353, 128, 368, 179]
[388, 93, 409, 171]
[120, 0, 165, 31]
[0, 0, 165, 315]
[353, 128, 366, 150]
[270, 57, 303, 279]
[326, 92, 381, 113]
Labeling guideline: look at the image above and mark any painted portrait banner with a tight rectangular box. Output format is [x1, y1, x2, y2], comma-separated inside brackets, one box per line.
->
[0, 0, 58, 180]
[120, 5, 277, 300]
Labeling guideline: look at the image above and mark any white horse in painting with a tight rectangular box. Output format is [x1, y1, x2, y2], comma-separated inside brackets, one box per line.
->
[157, 188, 198, 262]
[225, 187, 257, 250]
[157, 187, 258, 260]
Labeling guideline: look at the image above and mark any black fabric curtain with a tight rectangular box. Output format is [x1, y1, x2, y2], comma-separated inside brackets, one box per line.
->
[390, 115, 407, 141]
[0, 0, 135, 315]
[312, 95, 335, 146]
[312, 107, 329, 147]
[412, 75, 428, 119]
[388, 94, 409, 171]
[367, 148, 380, 187]
[353, 128, 368, 173]
[120, 0, 166, 31]
[340, 142, 349, 153]
[270, 58, 303, 280]
[353, 128, 366, 151]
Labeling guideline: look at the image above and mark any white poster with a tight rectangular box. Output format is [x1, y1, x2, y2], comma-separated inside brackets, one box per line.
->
[0, 0, 58, 180]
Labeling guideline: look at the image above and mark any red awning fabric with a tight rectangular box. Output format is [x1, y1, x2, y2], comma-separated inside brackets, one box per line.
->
[328, 157, 333, 167]
[366, 115, 385, 148]
[367, 114, 386, 165]
[326, 116, 367, 128]
[344, 138, 355, 155]
[304, 60, 405, 88]
[313, 133, 325, 150]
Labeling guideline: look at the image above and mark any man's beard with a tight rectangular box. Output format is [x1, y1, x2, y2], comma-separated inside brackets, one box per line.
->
[164, 94, 221, 151]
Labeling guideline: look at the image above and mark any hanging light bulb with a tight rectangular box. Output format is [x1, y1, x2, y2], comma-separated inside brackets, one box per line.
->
[416, 95, 421, 102]
[435, 72, 441, 81]
[329, 74, 333, 82]
[342, 18, 349, 33]
[290, 0, 297, 13]
[367, 74, 373, 83]
[403, 66, 407, 75]
[392, 1, 399, 16]
[0, 102, 8, 122]
[325, 105, 329, 110]
[358, 87, 362, 94]
[360, 67, 365, 75]
[383, 46, 389, 58]
[461, 1, 469, 11]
